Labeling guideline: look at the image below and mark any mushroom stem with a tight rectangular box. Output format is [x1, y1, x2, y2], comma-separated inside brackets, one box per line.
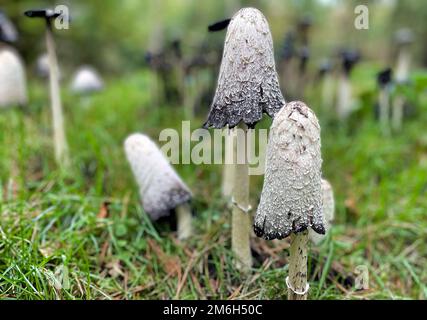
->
[336, 74, 351, 120]
[176, 202, 192, 240]
[45, 22, 68, 167]
[321, 74, 334, 110]
[379, 88, 390, 135]
[392, 95, 404, 131]
[231, 123, 252, 271]
[287, 230, 309, 300]
[222, 128, 235, 197]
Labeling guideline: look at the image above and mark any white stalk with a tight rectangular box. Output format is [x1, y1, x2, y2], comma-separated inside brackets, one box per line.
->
[176, 203, 192, 240]
[288, 230, 309, 300]
[232, 123, 252, 271]
[336, 74, 351, 120]
[222, 127, 236, 198]
[392, 96, 405, 131]
[321, 73, 334, 110]
[379, 88, 390, 135]
[46, 24, 69, 166]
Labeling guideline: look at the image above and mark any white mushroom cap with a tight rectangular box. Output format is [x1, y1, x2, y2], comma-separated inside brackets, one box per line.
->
[309, 179, 335, 244]
[204, 7, 285, 129]
[0, 47, 27, 108]
[124, 133, 192, 220]
[70, 66, 104, 94]
[0, 11, 18, 43]
[254, 101, 325, 240]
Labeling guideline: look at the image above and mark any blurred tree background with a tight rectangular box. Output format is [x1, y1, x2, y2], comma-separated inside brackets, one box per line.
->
[1, 0, 426, 75]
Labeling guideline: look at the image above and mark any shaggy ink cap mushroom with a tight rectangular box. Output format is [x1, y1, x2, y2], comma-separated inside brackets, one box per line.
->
[124, 133, 192, 221]
[298, 46, 310, 72]
[340, 49, 360, 75]
[0, 10, 18, 43]
[318, 59, 332, 77]
[280, 31, 295, 60]
[254, 101, 325, 240]
[204, 7, 285, 129]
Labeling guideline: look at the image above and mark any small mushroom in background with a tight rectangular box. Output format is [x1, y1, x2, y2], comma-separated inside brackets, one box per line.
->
[124, 133, 193, 240]
[204, 7, 285, 271]
[336, 49, 360, 120]
[309, 179, 335, 245]
[254, 101, 325, 300]
[0, 12, 27, 108]
[376, 68, 393, 135]
[70, 66, 104, 94]
[295, 46, 310, 100]
[36, 53, 62, 79]
[392, 28, 414, 131]
[0, 10, 18, 43]
[317, 59, 334, 110]
[24, 8, 69, 167]
[279, 31, 296, 98]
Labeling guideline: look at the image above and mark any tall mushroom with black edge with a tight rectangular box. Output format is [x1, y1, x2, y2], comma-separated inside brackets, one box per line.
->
[392, 28, 414, 131]
[336, 49, 360, 120]
[24, 9, 69, 167]
[309, 179, 334, 245]
[124, 133, 193, 240]
[376, 68, 393, 135]
[254, 101, 325, 300]
[204, 8, 285, 271]
[0, 11, 28, 108]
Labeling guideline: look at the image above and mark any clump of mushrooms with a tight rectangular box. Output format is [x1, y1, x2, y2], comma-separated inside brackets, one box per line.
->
[254, 101, 325, 299]
[25, 8, 69, 166]
[124, 133, 193, 240]
[309, 179, 335, 245]
[204, 7, 285, 271]
[0, 11, 27, 108]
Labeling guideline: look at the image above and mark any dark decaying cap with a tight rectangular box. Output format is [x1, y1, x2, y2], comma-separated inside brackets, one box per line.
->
[341, 49, 360, 75]
[208, 18, 231, 32]
[0, 11, 18, 43]
[254, 101, 325, 240]
[377, 68, 393, 87]
[24, 9, 60, 20]
[204, 7, 285, 129]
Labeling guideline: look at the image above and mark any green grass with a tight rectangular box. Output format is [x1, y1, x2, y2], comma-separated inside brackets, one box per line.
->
[0, 69, 426, 300]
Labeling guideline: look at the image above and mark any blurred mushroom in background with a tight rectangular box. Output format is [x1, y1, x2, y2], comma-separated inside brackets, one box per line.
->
[392, 28, 414, 131]
[0, 10, 27, 108]
[70, 65, 104, 94]
[376, 67, 393, 135]
[336, 49, 360, 120]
